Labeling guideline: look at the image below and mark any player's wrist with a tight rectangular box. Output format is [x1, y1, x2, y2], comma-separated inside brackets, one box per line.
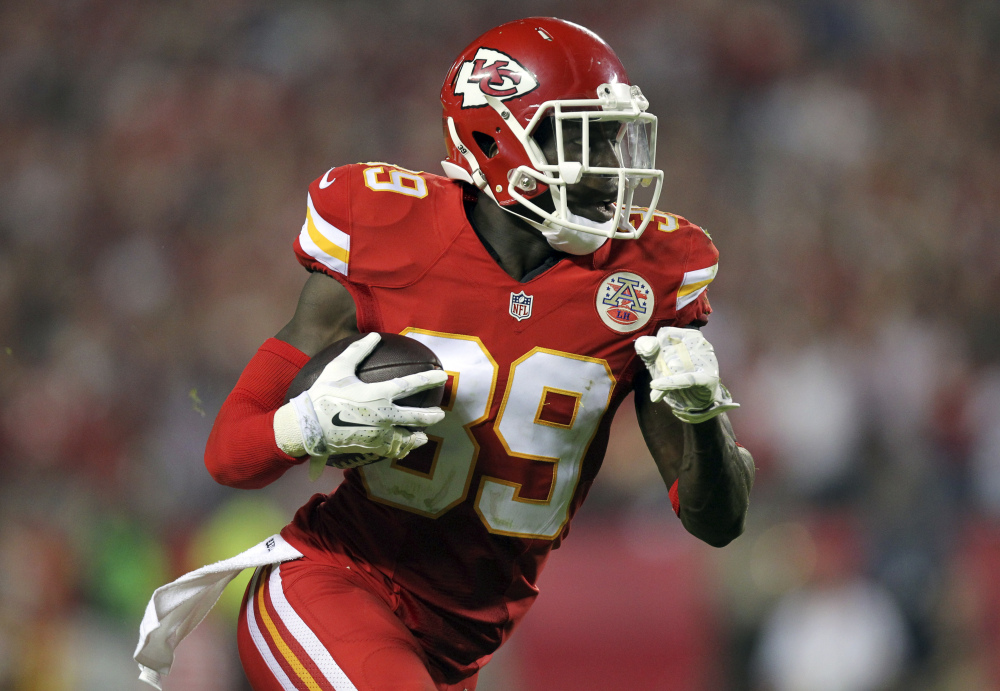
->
[273, 402, 308, 457]
[666, 384, 739, 423]
[669, 401, 739, 424]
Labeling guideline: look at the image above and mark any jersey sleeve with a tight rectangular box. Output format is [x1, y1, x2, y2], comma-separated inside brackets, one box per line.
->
[292, 163, 465, 290]
[672, 220, 718, 327]
[622, 210, 719, 328]
[293, 164, 355, 280]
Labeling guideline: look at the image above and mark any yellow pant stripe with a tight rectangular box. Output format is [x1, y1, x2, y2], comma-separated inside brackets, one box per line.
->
[256, 567, 325, 691]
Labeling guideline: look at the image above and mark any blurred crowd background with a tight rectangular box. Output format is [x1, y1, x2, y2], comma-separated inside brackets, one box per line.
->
[1, 0, 999, 689]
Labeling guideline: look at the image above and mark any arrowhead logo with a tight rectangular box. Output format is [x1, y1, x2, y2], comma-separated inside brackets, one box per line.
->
[454, 48, 538, 108]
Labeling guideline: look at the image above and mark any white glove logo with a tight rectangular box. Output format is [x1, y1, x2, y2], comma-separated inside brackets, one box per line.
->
[634, 327, 739, 423]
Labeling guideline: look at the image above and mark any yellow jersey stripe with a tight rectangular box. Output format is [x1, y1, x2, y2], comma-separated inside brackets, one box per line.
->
[677, 277, 713, 299]
[256, 567, 325, 691]
[676, 263, 718, 310]
[306, 206, 349, 264]
[298, 192, 350, 275]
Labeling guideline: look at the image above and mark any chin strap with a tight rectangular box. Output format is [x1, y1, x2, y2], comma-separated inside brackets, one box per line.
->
[526, 212, 610, 255]
[486, 197, 610, 255]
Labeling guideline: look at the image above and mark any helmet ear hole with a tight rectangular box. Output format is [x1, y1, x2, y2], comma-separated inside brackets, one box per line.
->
[472, 131, 499, 159]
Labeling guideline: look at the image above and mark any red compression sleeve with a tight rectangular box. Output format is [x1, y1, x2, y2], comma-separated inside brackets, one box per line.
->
[669, 480, 681, 516]
[205, 338, 311, 489]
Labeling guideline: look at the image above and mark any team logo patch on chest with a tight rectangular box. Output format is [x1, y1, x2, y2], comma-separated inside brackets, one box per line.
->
[509, 290, 533, 321]
[596, 271, 654, 333]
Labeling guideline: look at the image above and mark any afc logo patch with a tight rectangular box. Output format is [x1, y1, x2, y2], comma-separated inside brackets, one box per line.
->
[596, 271, 654, 333]
[454, 48, 539, 108]
[509, 290, 533, 321]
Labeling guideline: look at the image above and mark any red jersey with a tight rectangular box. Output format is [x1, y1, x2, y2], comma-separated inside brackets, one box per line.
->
[281, 162, 719, 680]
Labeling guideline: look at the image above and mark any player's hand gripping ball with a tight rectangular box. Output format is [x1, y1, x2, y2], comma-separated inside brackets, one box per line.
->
[634, 327, 739, 424]
[284, 332, 447, 473]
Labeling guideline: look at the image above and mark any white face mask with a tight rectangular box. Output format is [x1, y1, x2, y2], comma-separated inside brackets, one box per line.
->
[443, 85, 665, 246]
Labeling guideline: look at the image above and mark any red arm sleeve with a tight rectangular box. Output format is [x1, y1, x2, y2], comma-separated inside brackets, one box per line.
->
[669, 479, 681, 516]
[205, 338, 312, 489]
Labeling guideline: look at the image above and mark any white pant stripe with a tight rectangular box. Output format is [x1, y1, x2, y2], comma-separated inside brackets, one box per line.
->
[246, 567, 299, 691]
[268, 564, 359, 691]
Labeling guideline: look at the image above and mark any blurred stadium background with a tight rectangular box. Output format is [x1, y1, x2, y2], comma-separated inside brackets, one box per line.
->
[2, 0, 999, 689]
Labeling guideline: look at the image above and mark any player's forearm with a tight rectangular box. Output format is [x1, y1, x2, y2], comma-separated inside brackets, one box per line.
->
[676, 415, 754, 547]
[204, 339, 310, 489]
[205, 395, 302, 489]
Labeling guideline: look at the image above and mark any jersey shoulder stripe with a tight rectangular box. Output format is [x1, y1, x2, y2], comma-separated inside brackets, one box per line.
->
[294, 162, 468, 288]
[298, 191, 350, 276]
[676, 262, 718, 310]
[608, 206, 719, 326]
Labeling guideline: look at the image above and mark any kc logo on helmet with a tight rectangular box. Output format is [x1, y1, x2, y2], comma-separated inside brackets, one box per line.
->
[454, 48, 538, 108]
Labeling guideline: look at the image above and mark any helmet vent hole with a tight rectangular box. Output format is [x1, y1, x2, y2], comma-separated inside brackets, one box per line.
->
[472, 131, 499, 159]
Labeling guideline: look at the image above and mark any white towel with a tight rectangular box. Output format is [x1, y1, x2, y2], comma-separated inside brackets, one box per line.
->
[134, 534, 303, 690]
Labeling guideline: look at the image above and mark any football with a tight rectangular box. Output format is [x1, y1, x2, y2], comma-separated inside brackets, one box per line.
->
[285, 332, 446, 469]
[285, 332, 445, 406]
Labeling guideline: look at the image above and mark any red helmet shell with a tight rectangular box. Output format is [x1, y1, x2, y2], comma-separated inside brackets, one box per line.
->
[441, 18, 630, 206]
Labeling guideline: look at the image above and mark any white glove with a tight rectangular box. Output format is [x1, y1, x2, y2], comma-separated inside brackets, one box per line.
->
[634, 327, 739, 424]
[275, 333, 447, 464]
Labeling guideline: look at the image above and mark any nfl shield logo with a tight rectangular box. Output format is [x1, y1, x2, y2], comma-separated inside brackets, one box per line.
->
[509, 291, 533, 321]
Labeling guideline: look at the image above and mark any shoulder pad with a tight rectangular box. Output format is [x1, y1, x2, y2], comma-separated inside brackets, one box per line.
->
[629, 210, 718, 305]
[293, 163, 466, 287]
[601, 209, 719, 326]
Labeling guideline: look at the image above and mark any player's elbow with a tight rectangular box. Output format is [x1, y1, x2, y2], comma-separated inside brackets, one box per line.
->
[205, 426, 234, 486]
[682, 509, 747, 548]
[706, 516, 747, 548]
[692, 523, 744, 548]
[204, 455, 232, 487]
[694, 448, 754, 547]
[204, 428, 270, 490]
[204, 452, 276, 490]
[205, 447, 243, 488]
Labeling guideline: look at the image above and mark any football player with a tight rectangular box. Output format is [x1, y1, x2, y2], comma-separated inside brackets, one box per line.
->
[149, 17, 754, 691]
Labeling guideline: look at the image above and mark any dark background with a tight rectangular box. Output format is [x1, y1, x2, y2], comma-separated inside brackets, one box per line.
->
[1, 1, 999, 689]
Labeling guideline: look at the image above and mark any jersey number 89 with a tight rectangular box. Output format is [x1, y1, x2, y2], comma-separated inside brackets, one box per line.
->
[358, 329, 615, 540]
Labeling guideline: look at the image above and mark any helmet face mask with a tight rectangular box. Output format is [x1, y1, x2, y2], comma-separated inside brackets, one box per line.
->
[501, 84, 663, 241]
[529, 117, 623, 225]
[440, 18, 665, 251]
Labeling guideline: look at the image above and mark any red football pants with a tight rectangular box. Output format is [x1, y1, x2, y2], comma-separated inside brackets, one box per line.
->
[237, 558, 478, 691]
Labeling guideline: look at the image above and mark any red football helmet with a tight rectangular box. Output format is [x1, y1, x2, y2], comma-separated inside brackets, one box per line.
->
[440, 17, 663, 250]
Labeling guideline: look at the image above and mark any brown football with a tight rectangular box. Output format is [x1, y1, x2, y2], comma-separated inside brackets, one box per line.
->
[284, 333, 445, 469]
[285, 332, 445, 407]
